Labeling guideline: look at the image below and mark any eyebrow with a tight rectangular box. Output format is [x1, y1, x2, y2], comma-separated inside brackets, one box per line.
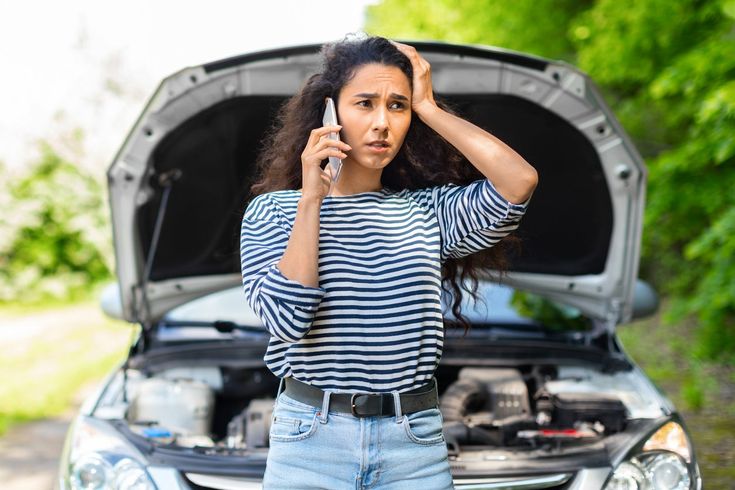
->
[352, 92, 409, 101]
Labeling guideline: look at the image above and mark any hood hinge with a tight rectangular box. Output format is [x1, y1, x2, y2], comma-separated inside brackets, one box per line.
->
[603, 298, 626, 360]
[605, 298, 622, 333]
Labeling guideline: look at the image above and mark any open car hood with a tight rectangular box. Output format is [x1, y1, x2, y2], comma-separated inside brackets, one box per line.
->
[108, 41, 645, 327]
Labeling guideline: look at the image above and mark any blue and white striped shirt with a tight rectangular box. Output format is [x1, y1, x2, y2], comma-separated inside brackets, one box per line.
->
[240, 178, 529, 393]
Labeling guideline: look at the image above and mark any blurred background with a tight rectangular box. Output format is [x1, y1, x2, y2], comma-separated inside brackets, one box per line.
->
[0, 0, 733, 487]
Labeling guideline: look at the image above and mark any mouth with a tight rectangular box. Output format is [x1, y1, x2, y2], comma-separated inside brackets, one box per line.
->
[367, 141, 390, 153]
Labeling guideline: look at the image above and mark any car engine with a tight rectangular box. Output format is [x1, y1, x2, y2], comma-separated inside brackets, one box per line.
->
[117, 364, 631, 454]
[437, 367, 628, 454]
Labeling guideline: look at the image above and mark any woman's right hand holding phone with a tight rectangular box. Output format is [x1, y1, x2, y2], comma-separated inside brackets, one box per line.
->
[300, 125, 351, 201]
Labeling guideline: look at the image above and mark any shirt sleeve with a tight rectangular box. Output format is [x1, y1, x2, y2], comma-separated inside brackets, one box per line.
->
[407, 178, 531, 261]
[240, 194, 327, 343]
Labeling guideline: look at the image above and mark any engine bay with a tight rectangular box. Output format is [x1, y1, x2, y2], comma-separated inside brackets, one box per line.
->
[98, 360, 666, 458]
[436, 367, 627, 455]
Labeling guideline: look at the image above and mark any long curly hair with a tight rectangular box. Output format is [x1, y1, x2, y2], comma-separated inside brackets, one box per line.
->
[250, 34, 518, 334]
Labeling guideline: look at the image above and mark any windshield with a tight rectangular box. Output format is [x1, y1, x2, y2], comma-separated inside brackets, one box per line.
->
[442, 281, 592, 334]
[159, 281, 592, 341]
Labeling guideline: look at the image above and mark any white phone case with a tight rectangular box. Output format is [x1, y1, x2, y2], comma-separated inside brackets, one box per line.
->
[322, 98, 343, 182]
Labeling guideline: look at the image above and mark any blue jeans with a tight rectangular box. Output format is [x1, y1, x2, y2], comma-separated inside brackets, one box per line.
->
[263, 378, 455, 489]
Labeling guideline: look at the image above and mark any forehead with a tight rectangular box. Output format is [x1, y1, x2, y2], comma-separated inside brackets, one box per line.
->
[341, 63, 411, 95]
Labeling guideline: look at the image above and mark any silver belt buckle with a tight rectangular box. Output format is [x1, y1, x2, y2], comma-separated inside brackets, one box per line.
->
[350, 393, 373, 417]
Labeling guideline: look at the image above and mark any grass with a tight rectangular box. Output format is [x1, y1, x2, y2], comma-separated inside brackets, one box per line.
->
[618, 303, 735, 488]
[0, 302, 134, 437]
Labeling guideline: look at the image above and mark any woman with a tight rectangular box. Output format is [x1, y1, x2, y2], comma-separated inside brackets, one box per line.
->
[240, 35, 537, 489]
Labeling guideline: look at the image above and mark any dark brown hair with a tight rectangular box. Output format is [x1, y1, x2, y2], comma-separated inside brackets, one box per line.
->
[250, 35, 518, 334]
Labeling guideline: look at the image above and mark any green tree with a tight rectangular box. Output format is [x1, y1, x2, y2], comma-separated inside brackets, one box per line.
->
[0, 141, 113, 304]
[365, 0, 735, 362]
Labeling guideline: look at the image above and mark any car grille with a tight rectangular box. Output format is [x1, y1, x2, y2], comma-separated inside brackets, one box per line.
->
[181, 471, 574, 490]
[452, 472, 573, 489]
[182, 472, 263, 489]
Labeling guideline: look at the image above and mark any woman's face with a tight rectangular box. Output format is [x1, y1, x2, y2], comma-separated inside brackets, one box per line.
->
[336, 63, 412, 171]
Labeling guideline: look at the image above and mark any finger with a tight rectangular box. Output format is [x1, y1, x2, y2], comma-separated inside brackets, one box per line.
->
[315, 138, 351, 151]
[391, 40, 418, 58]
[303, 148, 343, 167]
[389, 39, 411, 51]
[308, 125, 343, 146]
[321, 167, 335, 192]
[389, 40, 411, 58]
[314, 126, 343, 148]
[310, 147, 347, 162]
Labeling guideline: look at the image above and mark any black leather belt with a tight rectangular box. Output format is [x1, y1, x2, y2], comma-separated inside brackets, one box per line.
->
[282, 377, 439, 417]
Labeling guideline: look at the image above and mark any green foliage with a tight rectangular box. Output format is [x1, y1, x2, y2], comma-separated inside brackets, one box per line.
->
[366, 0, 587, 61]
[366, 0, 735, 362]
[570, 0, 723, 89]
[511, 291, 592, 331]
[0, 142, 113, 304]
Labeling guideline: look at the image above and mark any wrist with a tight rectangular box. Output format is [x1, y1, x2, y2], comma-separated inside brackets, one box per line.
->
[298, 194, 323, 207]
[414, 100, 441, 121]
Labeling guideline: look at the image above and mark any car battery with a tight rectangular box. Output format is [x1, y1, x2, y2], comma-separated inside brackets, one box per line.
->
[535, 391, 627, 434]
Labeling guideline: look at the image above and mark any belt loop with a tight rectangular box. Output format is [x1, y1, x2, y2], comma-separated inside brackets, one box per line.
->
[276, 376, 286, 398]
[319, 390, 331, 423]
[391, 390, 403, 424]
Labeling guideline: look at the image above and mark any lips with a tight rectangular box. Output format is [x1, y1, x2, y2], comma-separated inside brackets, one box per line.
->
[367, 140, 390, 149]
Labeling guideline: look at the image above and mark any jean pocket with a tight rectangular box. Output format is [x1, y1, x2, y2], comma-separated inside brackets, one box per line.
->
[269, 394, 320, 443]
[402, 407, 445, 445]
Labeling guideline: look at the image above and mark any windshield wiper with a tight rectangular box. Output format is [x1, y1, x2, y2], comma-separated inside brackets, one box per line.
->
[159, 319, 268, 335]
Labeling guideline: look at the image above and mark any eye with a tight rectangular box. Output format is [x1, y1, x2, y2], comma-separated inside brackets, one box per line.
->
[390, 101, 406, 109]
[357, 100, 372, 107]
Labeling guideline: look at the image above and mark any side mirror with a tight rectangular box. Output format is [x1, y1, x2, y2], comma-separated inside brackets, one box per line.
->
[631, 279, 659, 320]
[100, 282, 125, 321]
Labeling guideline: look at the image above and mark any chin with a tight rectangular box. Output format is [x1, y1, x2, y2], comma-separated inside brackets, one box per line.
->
[351, 156, 394, 170]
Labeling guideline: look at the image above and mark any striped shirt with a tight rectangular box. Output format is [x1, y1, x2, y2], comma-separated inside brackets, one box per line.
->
[240, 178, 529, 393]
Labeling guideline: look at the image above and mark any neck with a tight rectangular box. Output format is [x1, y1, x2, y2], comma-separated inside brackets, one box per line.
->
[330, 160, 384, 196]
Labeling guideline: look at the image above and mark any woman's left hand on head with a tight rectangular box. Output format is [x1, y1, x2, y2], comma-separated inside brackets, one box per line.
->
[390, 40, 438, 116]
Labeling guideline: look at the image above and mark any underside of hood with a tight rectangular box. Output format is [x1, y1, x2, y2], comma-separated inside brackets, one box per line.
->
[107, 41, 645, 327]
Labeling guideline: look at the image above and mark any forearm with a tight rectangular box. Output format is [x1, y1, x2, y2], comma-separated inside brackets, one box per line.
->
[416, 103, 538, 204]
[277, 196, 322, 288]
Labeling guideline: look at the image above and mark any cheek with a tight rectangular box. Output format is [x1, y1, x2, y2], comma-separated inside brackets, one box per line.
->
[335, 112, 360, 146]
[395, 117, 411, 144]
[340, 127, 358, 147]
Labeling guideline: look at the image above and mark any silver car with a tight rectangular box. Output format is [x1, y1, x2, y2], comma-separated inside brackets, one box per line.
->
[57, 40, 702, 490]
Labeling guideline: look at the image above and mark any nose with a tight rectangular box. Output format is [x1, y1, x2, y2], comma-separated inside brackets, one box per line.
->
[372, 106, 389, 133]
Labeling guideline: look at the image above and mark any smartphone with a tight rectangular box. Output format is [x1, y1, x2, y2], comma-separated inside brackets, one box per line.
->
[322, 97, 343, 182]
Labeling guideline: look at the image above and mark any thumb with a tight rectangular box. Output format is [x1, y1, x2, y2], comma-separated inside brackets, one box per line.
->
[324, 161, 335, 181]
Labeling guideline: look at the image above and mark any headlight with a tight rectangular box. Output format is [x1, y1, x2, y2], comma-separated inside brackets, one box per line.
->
[606, 451, 690, 490]
[603, 421, 697, 490]
[642, 421, 690, 462]
[61, 416, 157, 490]
[70, 454, 155, 490]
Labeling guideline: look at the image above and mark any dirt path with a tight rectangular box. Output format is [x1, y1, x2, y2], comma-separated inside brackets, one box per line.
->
[0, 302, 107, 345]
[0, 382, 97, 490]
